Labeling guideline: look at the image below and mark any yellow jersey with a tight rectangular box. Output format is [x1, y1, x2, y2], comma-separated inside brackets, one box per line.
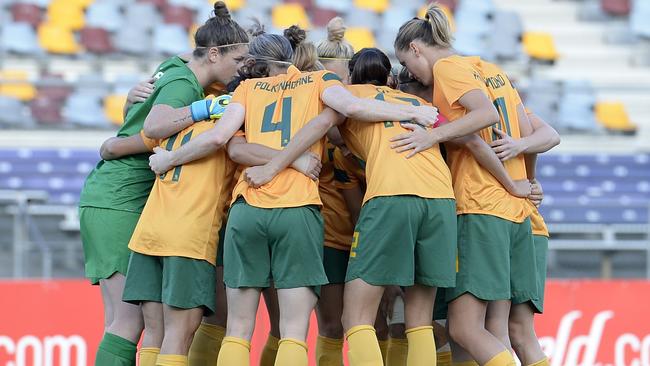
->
[128, 121, 237, 264]
[332, 147, 366, 192]
[339, 84, 454, 204]
[433, 55, 530, 222]
[475, 58, 528, 181]
[320, 143, 355, 250]
[522, 107, 549, 236]
[230, 65, 344, 208]
[530, 203, 549, 237]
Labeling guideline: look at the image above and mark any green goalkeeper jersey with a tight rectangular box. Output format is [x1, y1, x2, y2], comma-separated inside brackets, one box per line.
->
[79, 56, 204, 213]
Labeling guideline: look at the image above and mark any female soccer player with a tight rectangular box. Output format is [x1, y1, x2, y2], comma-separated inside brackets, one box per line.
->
[79, 2, 249, 365]
[486, 110, 559, 366]
[238, 47, 455, 366]
[337, 48, 456, 366]
[146, 24, 437, 366]
[391, 5, 541, 365]
[315, 19, 377, 365]
[227, 24, 372, 365]
[316, 17, 355, 84]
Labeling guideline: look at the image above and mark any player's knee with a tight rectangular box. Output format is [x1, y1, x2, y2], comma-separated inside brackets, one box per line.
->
[508, 317, 528, 351]
[485, 318, 508, 344]
[447, 320, 472, 346]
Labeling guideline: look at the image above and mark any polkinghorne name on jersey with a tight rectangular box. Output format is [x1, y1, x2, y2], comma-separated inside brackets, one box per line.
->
[253, 74, 315, 93]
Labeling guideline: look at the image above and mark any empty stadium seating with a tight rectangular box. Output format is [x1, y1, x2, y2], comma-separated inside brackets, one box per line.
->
[537, 154, 650, 225]
[595, 101, 637, 133]
[0, 149, 647, 229]
[0, 0, 645, 135]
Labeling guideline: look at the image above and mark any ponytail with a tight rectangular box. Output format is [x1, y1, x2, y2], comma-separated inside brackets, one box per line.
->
[394, 3, 453, 51]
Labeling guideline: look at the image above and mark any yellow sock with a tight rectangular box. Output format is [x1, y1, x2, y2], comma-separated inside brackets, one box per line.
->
[315, 335, 343, 366]
[260, 334, 280, 366]
[188, 323, 226, 366]
[156, 354, 187, 366]
[386, 338, 408, 366]
[378, 340, 389, 364]
[345, 325, 383, 366]
[527, 357, 550, 366]
[406, 326, 436, 366]
[485, 350, 516, 366]
[274, 338, 308, 366]
[437, 351, 452, 366]
[452, 362, 479, 366]
[139, 347, 160, 366]
[216, 337, 250, 366]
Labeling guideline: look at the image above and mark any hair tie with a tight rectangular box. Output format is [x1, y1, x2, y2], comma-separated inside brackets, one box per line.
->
[254, 55, 293, 66]
[319, 57, 351, 61]
[195, 42, 250, 49]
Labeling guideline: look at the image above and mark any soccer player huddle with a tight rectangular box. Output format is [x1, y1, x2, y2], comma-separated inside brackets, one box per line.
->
[79, 1, 561, 366]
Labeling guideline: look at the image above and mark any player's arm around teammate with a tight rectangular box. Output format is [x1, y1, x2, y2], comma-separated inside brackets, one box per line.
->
[122, 3, 249, 366]
[392, 5, 537, 366]
[147, 69, 439, 176]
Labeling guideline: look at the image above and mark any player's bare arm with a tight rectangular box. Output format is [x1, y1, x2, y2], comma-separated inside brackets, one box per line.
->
[450, 133, 533, 198]
[148, 103, 245, 175]
[227, 136, 322, 180]
[321, 85, 439, 127]
[243, 107, 344, 188]
[100, 135, 151, 161]
[490, 106, 561, 161]
[143, 104, 195, 140]
[389, 89, 500, 157]
[124, 78, 155, 118]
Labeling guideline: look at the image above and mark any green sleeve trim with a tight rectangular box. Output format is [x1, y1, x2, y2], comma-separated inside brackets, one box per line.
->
[322, 72, 342, 82]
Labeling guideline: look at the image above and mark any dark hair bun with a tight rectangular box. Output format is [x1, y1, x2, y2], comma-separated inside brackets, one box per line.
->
[213, 1, 231, 19]
[284, 25, 307, 50]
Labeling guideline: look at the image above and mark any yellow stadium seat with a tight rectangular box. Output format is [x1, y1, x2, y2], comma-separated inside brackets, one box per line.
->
[354, 0, 389, 13]
[346, 27, 376, 52]
[0, 70, 36, 101]
[47, 1, 85, 30]
[595, 102, 637, 133]
[104, 95, 128, 126]
[523, 32, 558, 61]
[38, 23, 80, 54]
[272, 3, 310, 30]
[418, 4, 455, 32]
[219, 0, 245, 12]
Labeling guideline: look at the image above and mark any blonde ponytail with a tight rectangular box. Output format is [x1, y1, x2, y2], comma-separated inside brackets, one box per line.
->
[424, 4, 452, 48]
[394, 3, 454, 51]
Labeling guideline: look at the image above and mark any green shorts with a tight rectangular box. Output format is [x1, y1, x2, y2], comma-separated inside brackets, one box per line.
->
[223, 198, 328, 289]
[515, 235, 548, 313]
[446, 214, 538, 303]
[433, 288, 448, 320]
[323, 246, 350, 284]
[216, 222, 227, 267]
[122, 252, 216, 315]
[79, 207, 140, 285]
[345, 196, 457, 287]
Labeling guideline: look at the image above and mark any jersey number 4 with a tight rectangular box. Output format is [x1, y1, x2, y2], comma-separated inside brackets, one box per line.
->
[261, 97, 292, 147]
